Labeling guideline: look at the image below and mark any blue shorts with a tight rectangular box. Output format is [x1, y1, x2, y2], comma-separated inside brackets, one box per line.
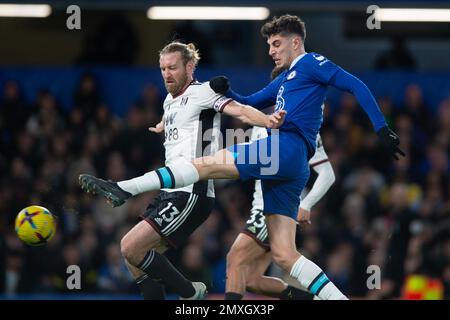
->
[227, 131, 310, 219]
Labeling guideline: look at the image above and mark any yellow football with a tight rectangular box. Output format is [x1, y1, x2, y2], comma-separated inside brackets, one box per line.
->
[15, 205, 57, 246]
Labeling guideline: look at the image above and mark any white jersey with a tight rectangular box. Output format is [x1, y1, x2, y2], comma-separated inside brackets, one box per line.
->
[162, 81, 231, 197]
[250, 127, 328, 211]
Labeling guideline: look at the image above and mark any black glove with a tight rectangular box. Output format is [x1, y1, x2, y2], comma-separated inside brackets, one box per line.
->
[377, 126, 406, 160]
[209, 76, 230, 95]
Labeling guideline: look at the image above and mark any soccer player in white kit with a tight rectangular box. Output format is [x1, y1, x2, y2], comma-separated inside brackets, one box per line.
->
[79, 41, 286, 300]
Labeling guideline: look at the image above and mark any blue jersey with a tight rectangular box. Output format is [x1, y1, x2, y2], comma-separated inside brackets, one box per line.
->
[228, 52, 387, 156]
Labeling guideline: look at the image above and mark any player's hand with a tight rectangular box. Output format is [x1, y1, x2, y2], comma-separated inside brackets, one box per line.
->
[297, 208, 311, 226]
[149, 122, 164, 133]
[209, 76, 230, 95]
[267, 110, 286, 128]
[377, 126, 406, 160]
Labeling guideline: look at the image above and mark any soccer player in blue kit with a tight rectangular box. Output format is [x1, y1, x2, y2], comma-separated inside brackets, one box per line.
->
[80, 15, 404, 300]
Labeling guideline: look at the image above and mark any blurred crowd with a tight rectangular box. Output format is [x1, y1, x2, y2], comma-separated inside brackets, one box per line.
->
[0, 73, 449, 299]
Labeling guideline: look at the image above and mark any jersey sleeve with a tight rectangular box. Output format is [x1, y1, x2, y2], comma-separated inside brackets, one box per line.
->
[200, 82, 233, 112]
[305, 53, 387, 132]
[328, 68, 387, 131]
[303, 53, 341, 85]
[226, 73, 285, 110]
[308, 134, 329, 167]
[300, 161, 335, 211]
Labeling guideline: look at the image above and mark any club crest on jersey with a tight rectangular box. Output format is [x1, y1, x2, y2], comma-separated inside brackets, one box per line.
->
[287, 70, 296, 80]
[181, 97, 189, 106]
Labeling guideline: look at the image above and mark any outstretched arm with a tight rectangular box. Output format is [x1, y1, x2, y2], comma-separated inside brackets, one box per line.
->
[209, 75, 283, 110]
[222, 100, 286, 128]
[226, 88, 275, 110]
[300, 161, 335, 212]
[329, 69, 386, 131]
[328, 69, 405, 159]
[297, 161, 335, 225]
[305, 55, 404, 159]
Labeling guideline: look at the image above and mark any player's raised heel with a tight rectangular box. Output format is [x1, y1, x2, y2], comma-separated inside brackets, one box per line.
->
[78, 174, 131, 207]
[180, 282, 208, 300]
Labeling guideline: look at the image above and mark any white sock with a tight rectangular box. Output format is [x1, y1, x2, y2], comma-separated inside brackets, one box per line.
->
[170, 159, 200, 188]
[118, 160, 200, 196]
[290, 255, 348, 300]
[118, 171, 160, 196]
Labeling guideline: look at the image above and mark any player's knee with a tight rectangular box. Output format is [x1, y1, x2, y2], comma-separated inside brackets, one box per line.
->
[226, 245, 246, 270]
[120, 234, 141, 265]
[271, 249, 295, 271]
[192, 156, 214, 177]
[193, 151, 229, 172]
[226, 249, 238, 269]
[120, 235, 132, 261]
